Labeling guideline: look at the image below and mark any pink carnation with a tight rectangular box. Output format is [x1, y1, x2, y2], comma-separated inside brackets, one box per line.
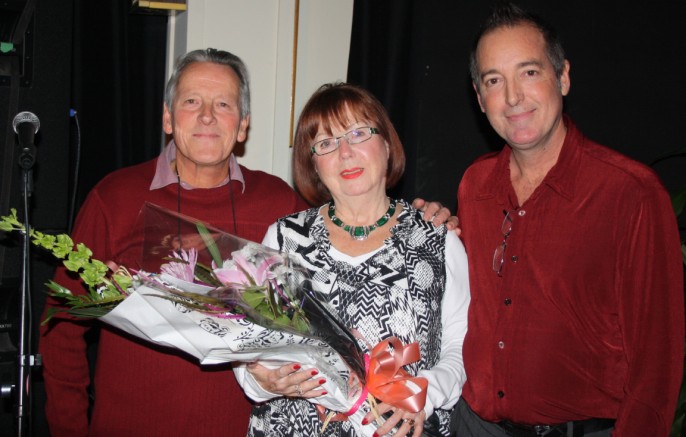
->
[160, 248, 198, 282]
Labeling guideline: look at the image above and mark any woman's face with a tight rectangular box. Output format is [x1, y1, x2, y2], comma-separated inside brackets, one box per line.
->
[312, 112, 389, 203]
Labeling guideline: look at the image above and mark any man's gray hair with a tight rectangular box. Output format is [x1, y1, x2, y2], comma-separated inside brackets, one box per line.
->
[164, 48, 251, 120]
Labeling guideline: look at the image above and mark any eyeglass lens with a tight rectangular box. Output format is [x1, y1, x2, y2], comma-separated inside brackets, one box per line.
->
[312, 127, 374, 156]
[492, 211, 513, 275]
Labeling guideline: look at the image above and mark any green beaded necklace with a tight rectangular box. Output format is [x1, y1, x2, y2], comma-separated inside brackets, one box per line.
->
[327, 199, 396, 241]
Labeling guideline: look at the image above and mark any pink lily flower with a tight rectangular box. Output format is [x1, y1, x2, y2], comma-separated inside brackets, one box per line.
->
[213, 252, 282, 288]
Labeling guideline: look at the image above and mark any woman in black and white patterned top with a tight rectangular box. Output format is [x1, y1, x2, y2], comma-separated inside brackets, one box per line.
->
[234, 83, 470, 437]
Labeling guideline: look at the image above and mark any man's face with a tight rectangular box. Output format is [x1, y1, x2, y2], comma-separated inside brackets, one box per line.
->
[163, 62, 249, 173]
[473, 24, 570, 152]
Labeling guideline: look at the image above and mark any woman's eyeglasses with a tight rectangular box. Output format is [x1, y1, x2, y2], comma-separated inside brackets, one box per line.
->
[310, 127, 379, 156]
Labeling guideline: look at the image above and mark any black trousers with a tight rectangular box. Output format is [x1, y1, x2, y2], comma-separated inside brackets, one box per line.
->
[450, 399, 613, 437]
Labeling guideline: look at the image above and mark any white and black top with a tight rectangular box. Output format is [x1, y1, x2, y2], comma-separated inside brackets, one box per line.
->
[235, 200, 470, 437]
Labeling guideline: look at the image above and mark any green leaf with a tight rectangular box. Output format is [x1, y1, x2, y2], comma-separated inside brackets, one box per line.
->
[66, 307, 117, 318]
[196, 222, 223, 268]
[194, 263, 223, 286]
[41, 284, 125, 325]
[0, 220, 14, 232]
[75, 243, 93, 258]
[79, 261, 109, 286]
[265, 284, 282, 317]
[289, 314, 309, 333]
[97, 285, 123, 299]
[46, 280, 74, 295]
[112, 273, 133, 291]
[670, 187, 686, 218]
[62, 259, 80, 272]
[242, 288, 267, 308]
[152, 285, 229, 306]
[273, 314, 291, 326]
[41, 308, 61, 325]
[235, 263, 257, 287]
[0, 209, 23, 232]
[0, 218, 132, 325]
[64, 246, 92, 272]
[32, 232, 56, 250]
[53, 234, 75, 258]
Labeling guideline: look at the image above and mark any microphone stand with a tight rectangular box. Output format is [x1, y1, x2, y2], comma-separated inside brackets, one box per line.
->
[15, 143, 40, 437]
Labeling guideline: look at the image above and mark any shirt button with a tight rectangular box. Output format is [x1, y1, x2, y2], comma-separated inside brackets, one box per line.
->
[497, 390, 505, 398]
[504, 298, 512, 305]
[498, 341, 505, 349]
[511, 255, 518, 262]
[518, 210, 526, 217]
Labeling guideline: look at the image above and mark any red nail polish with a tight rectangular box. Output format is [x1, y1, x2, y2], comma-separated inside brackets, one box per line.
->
[311, 369, 319, 376]
[318, 379, 326, 385]
[361, 418, 368, 425]
[321, 391, 328, 395]
[373, 433, 379, 437]
[293, 364, 301, 370]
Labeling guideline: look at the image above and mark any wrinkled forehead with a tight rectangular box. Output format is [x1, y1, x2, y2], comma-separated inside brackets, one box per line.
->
[176, 62, 240, 95]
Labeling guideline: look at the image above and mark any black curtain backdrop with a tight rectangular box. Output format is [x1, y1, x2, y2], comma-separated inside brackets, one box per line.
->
[71, 1, 168, 210]
[347, 0, 686, 216]
[0, 0, 74, 430]
[0, 1, 167, 435]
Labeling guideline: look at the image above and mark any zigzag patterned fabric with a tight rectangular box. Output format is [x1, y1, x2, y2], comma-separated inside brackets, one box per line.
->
[247, 199, 451, 437]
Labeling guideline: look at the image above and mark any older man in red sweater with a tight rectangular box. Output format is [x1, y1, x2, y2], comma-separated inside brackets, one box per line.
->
[39, 48, 308, 437]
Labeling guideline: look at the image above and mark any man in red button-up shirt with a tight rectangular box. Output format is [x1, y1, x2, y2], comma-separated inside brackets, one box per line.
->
[453, 3, 684, 437]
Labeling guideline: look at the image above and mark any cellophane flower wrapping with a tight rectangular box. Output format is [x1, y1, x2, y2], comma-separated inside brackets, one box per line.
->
[99, 202, 367, 414]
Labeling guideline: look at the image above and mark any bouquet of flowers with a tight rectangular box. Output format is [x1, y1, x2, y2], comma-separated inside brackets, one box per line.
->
[0, 203, 427, 429]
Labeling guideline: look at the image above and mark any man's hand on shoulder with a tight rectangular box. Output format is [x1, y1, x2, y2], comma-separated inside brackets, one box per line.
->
[412, 198, 461, 236]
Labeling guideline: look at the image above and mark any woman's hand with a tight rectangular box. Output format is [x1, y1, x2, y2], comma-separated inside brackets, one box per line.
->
[362, 402, 426, 437]
[246, 362, 327, 398]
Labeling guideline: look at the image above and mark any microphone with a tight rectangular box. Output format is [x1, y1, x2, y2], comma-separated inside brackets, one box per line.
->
[12, 111, 40, 149]
[13, 111, 40, 170]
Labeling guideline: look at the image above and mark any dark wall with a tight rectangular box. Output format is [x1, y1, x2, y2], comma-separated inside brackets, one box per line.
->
[349, 1, 686, 214]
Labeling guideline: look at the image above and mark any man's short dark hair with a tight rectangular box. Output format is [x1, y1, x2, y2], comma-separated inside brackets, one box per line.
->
[469, 2, 566, 88]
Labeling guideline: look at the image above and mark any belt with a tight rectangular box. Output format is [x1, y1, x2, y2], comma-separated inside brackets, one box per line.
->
[497, 418, 615, 437]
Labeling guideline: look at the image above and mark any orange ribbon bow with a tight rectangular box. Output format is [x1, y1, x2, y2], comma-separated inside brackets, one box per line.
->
[317, 336, 428, 429]
[366, 336, 428, 413]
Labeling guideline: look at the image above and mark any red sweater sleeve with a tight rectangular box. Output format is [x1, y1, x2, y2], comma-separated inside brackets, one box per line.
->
[39, 189, 112, 436]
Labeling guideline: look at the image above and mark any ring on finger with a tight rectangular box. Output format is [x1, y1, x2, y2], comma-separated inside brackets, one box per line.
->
[294, 384, 303, 396]
[403, 418, 415, 427]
